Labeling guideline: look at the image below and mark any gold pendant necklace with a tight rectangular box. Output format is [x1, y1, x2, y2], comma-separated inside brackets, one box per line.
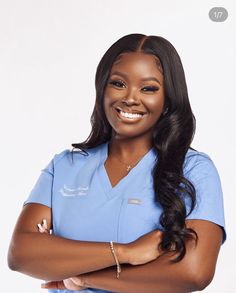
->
[113, 155, 142, 173]
[107, 143, 148, 173]
[126, 165, 132, 172]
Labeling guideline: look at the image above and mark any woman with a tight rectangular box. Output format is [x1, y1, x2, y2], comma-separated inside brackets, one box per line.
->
[8, 33, 226, 292]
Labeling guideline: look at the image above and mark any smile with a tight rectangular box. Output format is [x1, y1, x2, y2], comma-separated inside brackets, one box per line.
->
[115, 108, 147, 122]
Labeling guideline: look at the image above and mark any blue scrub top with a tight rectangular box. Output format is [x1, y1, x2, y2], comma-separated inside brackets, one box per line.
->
[24, 141, 226, 293]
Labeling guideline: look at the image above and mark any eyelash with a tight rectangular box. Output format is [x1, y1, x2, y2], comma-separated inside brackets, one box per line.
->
[108, 80, 159, 92]
[109, 80, 125, 88]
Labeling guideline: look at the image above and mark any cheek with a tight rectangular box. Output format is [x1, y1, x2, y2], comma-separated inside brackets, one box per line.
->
[103, 97, 111, 116]
[103, 93, 116, 121]
[103, 89, 113, 107]
[105, 87, 124, 101]
[103, 89, 110, 109]
[145, 95, 165, 115]
[103, 88, 123, 116]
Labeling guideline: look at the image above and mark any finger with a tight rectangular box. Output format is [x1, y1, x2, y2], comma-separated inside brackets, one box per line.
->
[63, 278, 84, 290]
[41, 281, 65, 289]
[70, 277, 84, 287]
[37, 223, 50, 234]
[37, 224, 45, 233]
[43, 219, 48, 230]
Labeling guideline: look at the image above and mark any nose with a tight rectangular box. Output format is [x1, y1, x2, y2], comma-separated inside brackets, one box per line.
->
[121, 89, 140, 106]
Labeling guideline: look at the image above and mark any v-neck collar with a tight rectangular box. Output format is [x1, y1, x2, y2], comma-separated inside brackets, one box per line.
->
[97, 141, 157, 198]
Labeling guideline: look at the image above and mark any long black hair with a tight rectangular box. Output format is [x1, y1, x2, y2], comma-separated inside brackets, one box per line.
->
[72, 33, 197, 262]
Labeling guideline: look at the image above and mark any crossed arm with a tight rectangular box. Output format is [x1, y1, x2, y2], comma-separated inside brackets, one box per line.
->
[78, 221, 222, 293]
[8, 203, 223, 292]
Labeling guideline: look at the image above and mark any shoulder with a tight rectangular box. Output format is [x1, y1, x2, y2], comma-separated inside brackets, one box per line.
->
[184, 149, 226, 242]
[183, 148, 220, 181]
[51, 144, 104, 167]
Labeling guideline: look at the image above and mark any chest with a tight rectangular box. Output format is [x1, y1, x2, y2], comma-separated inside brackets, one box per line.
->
[51, 159, 162, 244]
[103, 158, 130, 188]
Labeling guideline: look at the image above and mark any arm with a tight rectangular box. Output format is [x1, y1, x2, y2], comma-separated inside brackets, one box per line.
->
[8, 203, 117, 280]
[67, 220, 223, 293]
[8, 203, 161, 281]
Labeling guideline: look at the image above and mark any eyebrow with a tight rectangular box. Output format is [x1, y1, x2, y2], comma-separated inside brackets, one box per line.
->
[110, 71, 162, 85]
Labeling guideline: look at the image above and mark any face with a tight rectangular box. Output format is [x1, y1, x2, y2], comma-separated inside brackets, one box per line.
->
[103, 52, 165, 140]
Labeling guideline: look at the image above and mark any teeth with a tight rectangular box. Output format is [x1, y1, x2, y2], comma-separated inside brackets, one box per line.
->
[120, 110, 143, 119]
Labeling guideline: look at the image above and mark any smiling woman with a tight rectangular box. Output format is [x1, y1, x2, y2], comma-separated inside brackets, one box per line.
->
[8, 33, 226, 293]
[104, 52, 165, 139]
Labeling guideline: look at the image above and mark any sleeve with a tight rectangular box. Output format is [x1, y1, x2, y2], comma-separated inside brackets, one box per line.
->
[23, 159, 54, 208]
[23, 150, 71, 208]
[184, 153, 226, 243]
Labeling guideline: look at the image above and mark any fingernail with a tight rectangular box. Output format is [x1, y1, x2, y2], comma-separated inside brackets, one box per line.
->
[37, 224, 43, 230]
[38, 226, 45, 233]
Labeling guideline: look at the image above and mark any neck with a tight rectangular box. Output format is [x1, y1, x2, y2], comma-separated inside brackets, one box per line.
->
[108, 136, 153, 161]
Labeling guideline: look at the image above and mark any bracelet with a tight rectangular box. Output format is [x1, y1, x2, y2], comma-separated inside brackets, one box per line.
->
[109, 241, 121, 279]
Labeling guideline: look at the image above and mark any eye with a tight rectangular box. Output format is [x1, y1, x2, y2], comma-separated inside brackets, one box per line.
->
[108, 80, 126, 88]
[141, 86, 160, 92]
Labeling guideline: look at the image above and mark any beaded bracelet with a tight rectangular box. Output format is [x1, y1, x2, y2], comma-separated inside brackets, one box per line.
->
[109, 241, 121, 279]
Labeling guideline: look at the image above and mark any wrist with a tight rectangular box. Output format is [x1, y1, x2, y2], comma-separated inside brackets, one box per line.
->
[114, 243, 130, 264]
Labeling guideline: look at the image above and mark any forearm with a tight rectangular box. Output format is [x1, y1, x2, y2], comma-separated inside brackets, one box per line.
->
[39, 221, 222, 292]
[78, 221, 222, 293]
[81, 254, 204, 293]
[8, 232, 124, 281]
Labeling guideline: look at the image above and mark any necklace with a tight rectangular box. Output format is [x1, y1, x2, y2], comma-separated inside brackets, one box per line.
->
[111, 153, 145, 173]
[113, 156, 132, 172]
[107, 143, 149, 173]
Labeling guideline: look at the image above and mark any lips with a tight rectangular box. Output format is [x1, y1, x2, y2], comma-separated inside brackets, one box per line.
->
[115, 107, 147, 115]
[114, 107, 147, 122]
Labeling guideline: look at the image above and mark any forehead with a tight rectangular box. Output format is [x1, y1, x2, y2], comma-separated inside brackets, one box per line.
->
[111, 52, 163, 76]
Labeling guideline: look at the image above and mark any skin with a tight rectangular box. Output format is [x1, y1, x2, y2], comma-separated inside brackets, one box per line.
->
[41, 221, 223, 292]
[8, 203, 162, 280]
[8, 52, 223, 292]
[103, 52, 165, 169]
[103, 52, 165, 188]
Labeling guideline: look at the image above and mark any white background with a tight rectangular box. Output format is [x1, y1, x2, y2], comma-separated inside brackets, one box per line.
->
[1, 0, 235, 292]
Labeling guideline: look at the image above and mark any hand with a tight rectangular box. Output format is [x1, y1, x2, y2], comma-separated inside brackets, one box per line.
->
[41, 277, 86, 290]
[37, 219, 50, 234]
[125, 229, 163, 265]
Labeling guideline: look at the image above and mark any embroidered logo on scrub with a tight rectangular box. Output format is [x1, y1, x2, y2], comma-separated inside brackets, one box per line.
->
[128, 198, 142, 205]
[59, 184, 89, 197]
